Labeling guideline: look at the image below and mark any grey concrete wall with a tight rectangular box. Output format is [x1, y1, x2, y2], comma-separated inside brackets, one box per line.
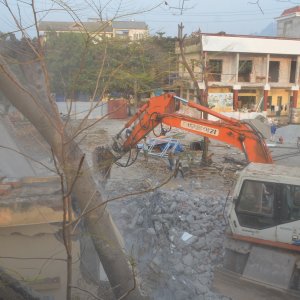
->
[56, 101, 108, 119]
[0, 118, 36, 178]
[277, 17, 300, 38]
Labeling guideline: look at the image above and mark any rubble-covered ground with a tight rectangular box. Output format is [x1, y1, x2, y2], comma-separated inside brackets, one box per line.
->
[4, 116, 300, 299]
[107, 177, 231, 300]
[80, 119, 244, 300]
[84, 119, 300, 300]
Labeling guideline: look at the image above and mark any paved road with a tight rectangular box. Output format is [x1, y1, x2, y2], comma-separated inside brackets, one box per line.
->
[0, 118, 36, 178]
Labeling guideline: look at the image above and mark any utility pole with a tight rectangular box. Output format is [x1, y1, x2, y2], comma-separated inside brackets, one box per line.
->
[133, 79, 138, 109]
[178, 23, 184, 40]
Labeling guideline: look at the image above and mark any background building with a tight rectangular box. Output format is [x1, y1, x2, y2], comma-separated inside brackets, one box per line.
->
[175, 33, 300, 117]
[276, 6, 300, 38]
[39, 20, 149, 41]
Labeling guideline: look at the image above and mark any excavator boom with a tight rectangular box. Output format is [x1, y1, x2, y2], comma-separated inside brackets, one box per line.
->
[114, 93, 272, 164]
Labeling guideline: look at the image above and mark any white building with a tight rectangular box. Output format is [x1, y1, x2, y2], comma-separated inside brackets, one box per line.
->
[276, 6, 300, 38]
[176, 33, 300, 116]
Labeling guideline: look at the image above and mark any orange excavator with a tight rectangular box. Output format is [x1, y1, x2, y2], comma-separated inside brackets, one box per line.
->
[112, 93, 272, 164]
[105, 93, 300, 298]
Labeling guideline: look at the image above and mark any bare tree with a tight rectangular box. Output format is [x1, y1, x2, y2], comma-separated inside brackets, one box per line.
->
[0, 0, 169, 299]
[177, 23, 210, 163]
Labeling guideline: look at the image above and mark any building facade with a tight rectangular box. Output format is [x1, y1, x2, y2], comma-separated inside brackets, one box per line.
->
[39, 20, 149, 41]
[176, 33, 300, 117]
[276, 6, 300, 38]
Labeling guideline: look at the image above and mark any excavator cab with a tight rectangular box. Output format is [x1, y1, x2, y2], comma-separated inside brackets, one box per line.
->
[222, 163, 300, 296]
[229, 163, 300, 247]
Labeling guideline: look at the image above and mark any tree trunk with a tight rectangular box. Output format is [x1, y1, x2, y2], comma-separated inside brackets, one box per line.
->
[177, 32, 210, 163]
[0, 55, 145, 300]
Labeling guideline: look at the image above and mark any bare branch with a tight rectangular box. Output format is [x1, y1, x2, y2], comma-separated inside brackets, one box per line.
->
[0, 145, 56, 173]
[70, 167, 176, 227]
[0, 256, 66, 262]
[248, 0, 264, 14]
[70, 285, 103, 300]
[118, 258, 136, 300]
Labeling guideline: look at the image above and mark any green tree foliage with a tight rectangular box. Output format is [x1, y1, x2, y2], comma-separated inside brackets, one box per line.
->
[44, 32, 176, 100]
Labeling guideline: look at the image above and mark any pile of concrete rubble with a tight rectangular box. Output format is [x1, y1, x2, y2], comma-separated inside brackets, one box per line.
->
[108, 175, 231, 300]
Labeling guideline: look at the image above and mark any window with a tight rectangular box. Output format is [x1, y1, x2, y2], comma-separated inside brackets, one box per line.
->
[237, 181, 274, 216]
[267, 96, 272, 106]
[115, 30, 129, 39]
[236, 180, 300, 229]
[267, 96, 273, 111]
[269, 61, 280, 82]
[238, 96, 255, 109]
[277, 96, 282, 107]
[238, 60, 252, 82]
[208, 60, 222, 82]
[290, 60, 296, 83]
[282, 185, 300, 222]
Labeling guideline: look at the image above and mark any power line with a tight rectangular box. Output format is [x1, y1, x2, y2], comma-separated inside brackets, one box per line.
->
[142, 8, 285, 17]
[145, 17, 274, 24]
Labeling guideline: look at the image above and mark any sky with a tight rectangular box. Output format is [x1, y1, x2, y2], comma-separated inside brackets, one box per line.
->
[0, 0, 299, 37]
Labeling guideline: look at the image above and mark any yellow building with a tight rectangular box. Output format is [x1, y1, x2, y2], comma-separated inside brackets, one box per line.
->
[175, 33, 300, 117]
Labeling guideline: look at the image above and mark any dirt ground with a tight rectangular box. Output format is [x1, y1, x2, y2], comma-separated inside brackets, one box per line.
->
[3, 116, 300, 300]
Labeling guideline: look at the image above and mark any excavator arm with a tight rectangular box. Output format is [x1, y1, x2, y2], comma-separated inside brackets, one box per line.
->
[113, 93, 273, 164]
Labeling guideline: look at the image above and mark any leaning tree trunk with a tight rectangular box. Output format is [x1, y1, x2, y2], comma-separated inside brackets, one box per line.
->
[0, 55, 145, 300]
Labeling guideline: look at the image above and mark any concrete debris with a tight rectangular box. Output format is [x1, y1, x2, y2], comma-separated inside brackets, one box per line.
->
[181, 232, 194, 242]
[108, 185, 230, 300]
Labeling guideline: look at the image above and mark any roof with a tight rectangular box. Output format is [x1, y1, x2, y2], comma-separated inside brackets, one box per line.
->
[281, 6, 300, 16]
[39, 21, 113, 32]
[199, 33, 300, 55]
[240, 163, 300, 185]
[39, 20, 148, 32]
[0, 176, 63, 227]
[112, 21, 147, 30]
